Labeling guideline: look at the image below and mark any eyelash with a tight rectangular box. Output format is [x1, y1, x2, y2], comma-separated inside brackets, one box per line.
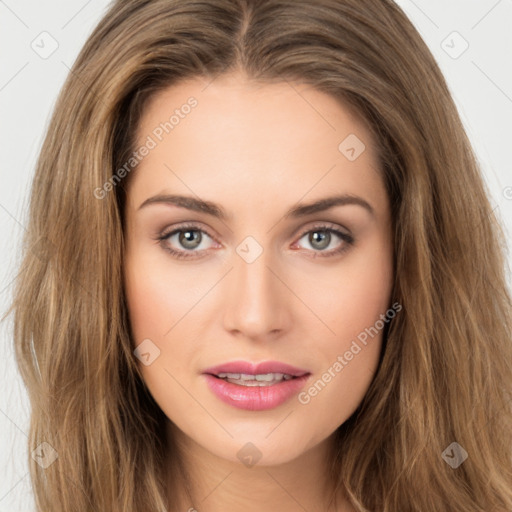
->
[155, 222, 355, 260]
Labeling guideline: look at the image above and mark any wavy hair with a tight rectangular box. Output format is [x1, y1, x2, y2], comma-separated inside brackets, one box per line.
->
[5, 0, 512, 510]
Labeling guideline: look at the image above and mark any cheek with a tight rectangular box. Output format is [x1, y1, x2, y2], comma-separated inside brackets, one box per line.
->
[125, 274, 168, 344]
[311, 234, 394, 343]
[123, 248, 215, 374]
[124, 249, 203, 343]
[123, 253, 203, 418]
[295, 236, 393, 422]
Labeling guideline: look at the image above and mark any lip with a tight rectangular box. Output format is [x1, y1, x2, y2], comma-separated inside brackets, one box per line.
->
[202, 360, 311, 411]
[202, 360, 310, 377]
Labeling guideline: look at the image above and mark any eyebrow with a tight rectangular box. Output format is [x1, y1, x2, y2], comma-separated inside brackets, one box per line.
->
[137, 193, 374, 219]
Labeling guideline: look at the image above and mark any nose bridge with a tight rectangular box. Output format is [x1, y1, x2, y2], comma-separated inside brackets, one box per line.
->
[222, 239, 289, 338]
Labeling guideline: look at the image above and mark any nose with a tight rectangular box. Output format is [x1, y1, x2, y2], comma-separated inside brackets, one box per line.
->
[222, 245, 291, 341]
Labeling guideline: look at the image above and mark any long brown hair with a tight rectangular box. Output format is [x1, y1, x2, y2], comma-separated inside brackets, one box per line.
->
[6, 0, 512, 510]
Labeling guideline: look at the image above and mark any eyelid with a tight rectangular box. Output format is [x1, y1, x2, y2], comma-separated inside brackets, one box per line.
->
[156, 220, 354, 259]
[158, 222, 219, 243]
[158, 221, 350, 243]
[290, 222, 354, 257]
[294, 221, 351, 239]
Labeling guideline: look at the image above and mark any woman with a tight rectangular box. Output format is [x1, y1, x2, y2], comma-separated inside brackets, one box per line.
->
[7, 0, 512, 510]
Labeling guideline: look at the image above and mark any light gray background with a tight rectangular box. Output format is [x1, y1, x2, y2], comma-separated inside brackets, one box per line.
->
[1, 0, 511, 510]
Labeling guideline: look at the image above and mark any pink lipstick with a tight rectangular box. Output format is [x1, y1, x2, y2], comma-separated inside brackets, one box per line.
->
[202, 361, 311, 411]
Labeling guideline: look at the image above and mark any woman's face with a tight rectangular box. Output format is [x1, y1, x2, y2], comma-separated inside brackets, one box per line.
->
[123, 71, 394, 466]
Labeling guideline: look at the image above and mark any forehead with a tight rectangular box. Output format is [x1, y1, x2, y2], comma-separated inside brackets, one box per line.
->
[128, 72, 386, 215]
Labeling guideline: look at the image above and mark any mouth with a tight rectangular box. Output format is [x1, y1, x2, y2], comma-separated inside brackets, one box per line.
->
[202, 360, 311, 411]
[211, 372, 299, 386]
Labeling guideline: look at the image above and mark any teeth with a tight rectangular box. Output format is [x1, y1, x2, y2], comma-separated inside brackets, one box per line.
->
[255, 373, 281, 381]
[217, 373, 240, 379]
[216, 372, 296, 386]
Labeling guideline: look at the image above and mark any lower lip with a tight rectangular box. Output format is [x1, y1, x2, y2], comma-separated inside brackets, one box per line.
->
[203, 374, 310, 411]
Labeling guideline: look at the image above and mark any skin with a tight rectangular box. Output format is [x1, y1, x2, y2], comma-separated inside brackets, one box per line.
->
[123, 70, 394, 511]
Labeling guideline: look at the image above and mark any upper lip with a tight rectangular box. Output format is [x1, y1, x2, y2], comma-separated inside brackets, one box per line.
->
[203, 360, 310, 377]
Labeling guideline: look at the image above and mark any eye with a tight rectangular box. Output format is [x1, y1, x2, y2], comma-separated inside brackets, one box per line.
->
[156, 222, 354, 260]
[156, 223, 217, 260]
[293, 224, 354, 258]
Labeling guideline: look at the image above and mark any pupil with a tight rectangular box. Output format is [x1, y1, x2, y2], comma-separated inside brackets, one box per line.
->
[179, 230, 201, 249]
[310, 231, 330, 250]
